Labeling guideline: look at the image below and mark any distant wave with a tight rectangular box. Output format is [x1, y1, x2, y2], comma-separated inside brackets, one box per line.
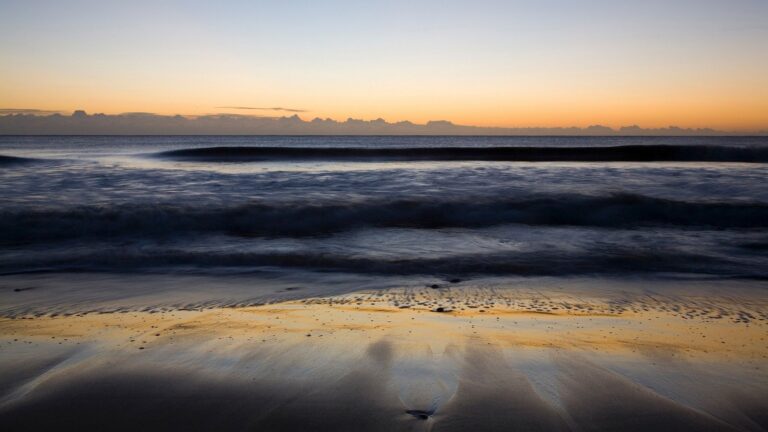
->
[154, 145, 768, 163]
[3, 194, 767, 243]
[0, 155, 36, 165]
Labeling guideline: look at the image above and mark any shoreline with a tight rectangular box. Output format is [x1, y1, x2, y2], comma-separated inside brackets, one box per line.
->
[1, 283, 766, 431]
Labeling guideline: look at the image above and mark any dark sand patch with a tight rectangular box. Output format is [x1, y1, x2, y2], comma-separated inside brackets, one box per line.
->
[555, 354, 742, 431]
[437, 343, 570, 431]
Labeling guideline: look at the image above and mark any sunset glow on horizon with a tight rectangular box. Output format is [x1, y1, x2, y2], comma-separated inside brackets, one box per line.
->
[2, 0, 767, 131]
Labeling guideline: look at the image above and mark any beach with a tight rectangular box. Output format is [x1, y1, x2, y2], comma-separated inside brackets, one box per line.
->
[1, 276, 766, 431]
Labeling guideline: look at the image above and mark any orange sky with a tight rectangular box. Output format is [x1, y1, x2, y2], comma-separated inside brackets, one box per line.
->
[2, 1, 767, 131]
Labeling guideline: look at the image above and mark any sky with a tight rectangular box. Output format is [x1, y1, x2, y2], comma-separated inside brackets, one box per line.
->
[1, 0, 767, 131]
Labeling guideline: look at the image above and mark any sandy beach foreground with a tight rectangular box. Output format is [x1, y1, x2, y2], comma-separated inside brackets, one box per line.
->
[1, 280, 767, 431]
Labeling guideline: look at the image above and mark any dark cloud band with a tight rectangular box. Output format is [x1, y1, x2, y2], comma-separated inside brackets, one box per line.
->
[217, 106, 307, 113]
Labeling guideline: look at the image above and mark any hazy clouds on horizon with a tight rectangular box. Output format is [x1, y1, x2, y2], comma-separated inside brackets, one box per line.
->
[1, 110, 747, 135]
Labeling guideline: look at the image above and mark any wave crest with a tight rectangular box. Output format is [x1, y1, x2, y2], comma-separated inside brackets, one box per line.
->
[2, 194, 767, 243]
[154, 145, 768, 163]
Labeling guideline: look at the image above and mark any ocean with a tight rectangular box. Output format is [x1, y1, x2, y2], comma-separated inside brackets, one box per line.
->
[1, 135, 767, 314]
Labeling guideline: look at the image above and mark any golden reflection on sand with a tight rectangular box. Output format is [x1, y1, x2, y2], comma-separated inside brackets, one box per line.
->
[1, 286, 766, 431]
[0, 289, 768, 361]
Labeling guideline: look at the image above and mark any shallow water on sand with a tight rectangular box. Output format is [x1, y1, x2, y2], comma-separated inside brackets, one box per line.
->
[1, 279, 766, 431]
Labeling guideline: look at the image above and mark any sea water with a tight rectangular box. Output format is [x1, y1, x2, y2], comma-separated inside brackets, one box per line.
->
[1, 135, 766, 314]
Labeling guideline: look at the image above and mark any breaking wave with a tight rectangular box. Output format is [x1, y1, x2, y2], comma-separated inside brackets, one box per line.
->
[0, 154, 36, 165]
[154, 145, 768, 163]
[3, 193, 767, 243]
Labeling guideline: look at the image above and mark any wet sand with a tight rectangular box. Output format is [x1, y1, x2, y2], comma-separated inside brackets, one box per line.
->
[1, 280, 767, 431]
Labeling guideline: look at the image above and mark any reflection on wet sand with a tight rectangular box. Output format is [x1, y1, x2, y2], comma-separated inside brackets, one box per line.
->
[1, 285, 766, 431]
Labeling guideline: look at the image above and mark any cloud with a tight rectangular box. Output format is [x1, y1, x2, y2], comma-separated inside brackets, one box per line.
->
[118, 112, 162, 117]
[0, 110, 750, 135]
[217, 106, 308, 113]
[0, 108, 64, 115]
[200, 113, 281, 120]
